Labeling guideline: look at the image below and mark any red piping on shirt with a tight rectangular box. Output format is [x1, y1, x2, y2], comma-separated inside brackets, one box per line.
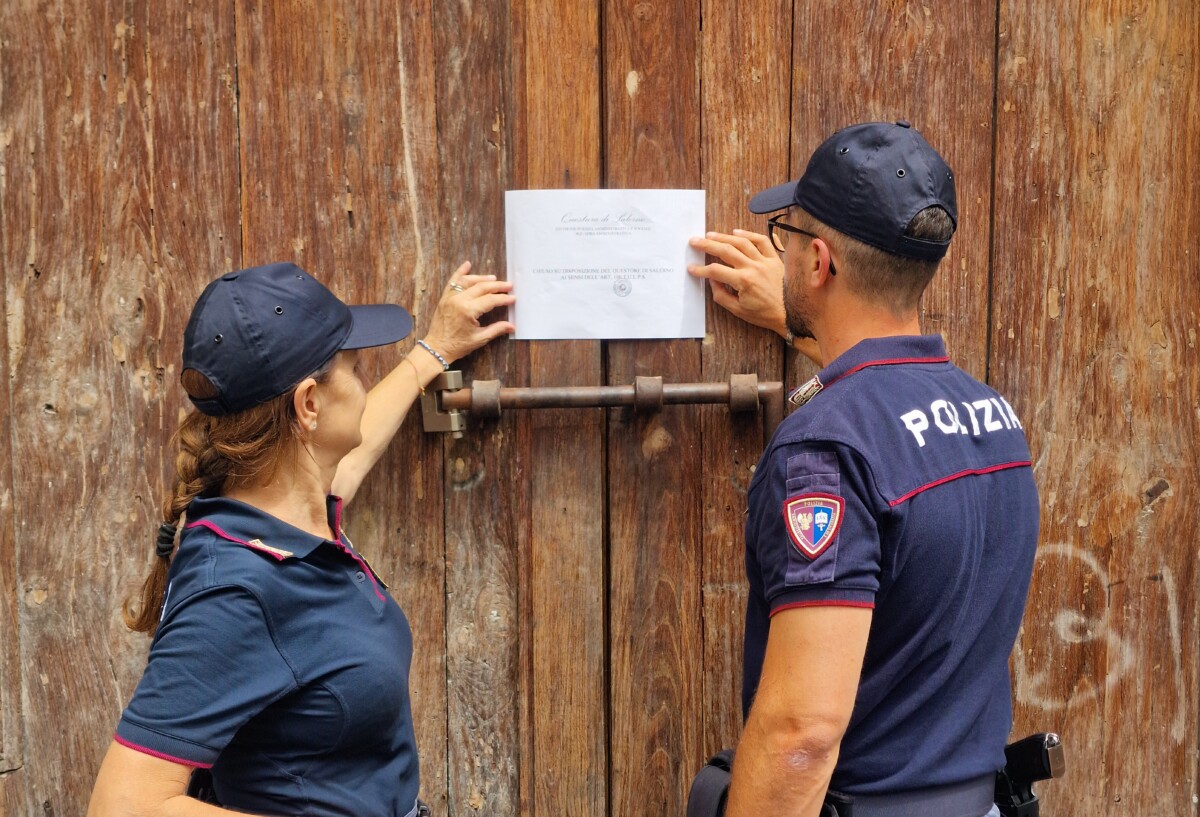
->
[827, 356, 950, 389]
[185, 519, 288, 562]
[331, 498, 387, 604]
[771, 599, 875, 616]
[889, 460, 1033, 507]
[333, 496, 344, 536]
[114, 733, 213, 769]
[187, 505, 387, 604]
[335, 541, 387, 604]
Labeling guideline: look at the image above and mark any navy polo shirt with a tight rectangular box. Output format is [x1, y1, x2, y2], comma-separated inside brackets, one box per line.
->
[743, 335, 1038, 794]
[116, 495, 420, 817]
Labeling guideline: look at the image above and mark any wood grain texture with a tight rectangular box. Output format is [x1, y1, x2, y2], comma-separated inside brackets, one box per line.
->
[2, 2, 170, 812]
[232, 2, 454, 810]
[994, 1, 1200, 813]
[511, 2, 607, 815]
[697, 0, 794, 762]
[604, 0, 704, 813]
[0, 300, 19, 809]
[2, 3, 1198, 815]
[790, 0, 997, 377]
[431, 1, 527, 815]
[0, 4, 25, 811]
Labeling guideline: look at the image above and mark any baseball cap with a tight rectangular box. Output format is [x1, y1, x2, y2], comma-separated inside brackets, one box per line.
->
[749, 120, 957, 261]
[182, 262, 413, 416]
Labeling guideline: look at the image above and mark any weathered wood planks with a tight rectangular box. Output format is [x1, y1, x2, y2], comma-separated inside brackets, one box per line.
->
[790, 1, 997, 376]
[0, 0, 24, 806]
[233, 0, 462, 810]
[0, 1, 232, 811]
[227, 3, 459, 812]
[697, 0, 795, 769]
[603, 1, 704, 814]
[995, 1, 1200, 813]
[430, 2, 527, 814]
[0, 2, 1198, 815]
[511, 2, 607, 815]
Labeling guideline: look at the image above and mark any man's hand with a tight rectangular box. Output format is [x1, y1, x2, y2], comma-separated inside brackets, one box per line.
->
[688, 229, 788, 336]
[689, 229, 824, 366]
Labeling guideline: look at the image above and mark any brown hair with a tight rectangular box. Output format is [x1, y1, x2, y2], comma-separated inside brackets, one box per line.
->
[124, 359, 335, 635]
[797, 206, 954, 314]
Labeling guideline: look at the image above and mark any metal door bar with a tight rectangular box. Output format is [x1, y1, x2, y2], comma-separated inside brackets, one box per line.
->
[421, 371, 784, 438]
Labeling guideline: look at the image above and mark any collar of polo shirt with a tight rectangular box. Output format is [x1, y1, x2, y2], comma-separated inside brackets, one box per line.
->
[183, 495, 348, 562]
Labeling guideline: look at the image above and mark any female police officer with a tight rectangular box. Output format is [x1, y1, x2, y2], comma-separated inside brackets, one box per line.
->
[88, 260, 513, 817]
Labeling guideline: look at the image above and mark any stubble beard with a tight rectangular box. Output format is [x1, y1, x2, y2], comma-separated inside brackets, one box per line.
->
[783, 282, 815, 341]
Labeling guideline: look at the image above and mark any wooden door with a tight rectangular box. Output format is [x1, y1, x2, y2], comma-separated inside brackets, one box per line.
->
[1, 2, 1197, 815]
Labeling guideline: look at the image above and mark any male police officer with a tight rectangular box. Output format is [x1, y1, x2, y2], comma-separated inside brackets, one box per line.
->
[688, 121, 1039, 817]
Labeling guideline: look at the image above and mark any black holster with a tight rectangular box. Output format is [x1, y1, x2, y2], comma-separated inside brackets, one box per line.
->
[186, 768, 219, 804]
[821, 789, 854, 816]
[994, 732, 1064, 817]
[686, 749, 734, 817]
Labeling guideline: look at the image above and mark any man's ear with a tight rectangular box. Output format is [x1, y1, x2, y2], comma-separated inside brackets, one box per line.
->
[292, 377, 320, 431]
[812, 238, 836, 287]
[796, 237, 831, 289]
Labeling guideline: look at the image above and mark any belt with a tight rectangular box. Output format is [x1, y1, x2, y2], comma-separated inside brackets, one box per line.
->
[839, 774, 995, 817]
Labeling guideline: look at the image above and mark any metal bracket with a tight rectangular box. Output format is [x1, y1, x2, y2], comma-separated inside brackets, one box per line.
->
[421, 371, 784, 438]
[420, 370, 466, 438]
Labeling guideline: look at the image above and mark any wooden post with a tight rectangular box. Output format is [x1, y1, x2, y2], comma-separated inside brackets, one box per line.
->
[698, 0, 795, 763]
[511, 3, 607, 815]
[430, 2, 526, 814]
[604, 1, 704, 813]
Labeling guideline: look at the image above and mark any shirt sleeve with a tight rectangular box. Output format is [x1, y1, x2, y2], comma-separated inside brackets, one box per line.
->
[115, 585, 298, 767]
[747, 441, 884, 614]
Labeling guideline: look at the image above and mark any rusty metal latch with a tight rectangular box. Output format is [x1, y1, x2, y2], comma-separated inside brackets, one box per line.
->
[421, 371, 784, 438]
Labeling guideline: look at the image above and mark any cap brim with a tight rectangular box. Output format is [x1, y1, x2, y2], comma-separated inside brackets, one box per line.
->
[344, 304, 414, 349]
[748, 179, 800, 214]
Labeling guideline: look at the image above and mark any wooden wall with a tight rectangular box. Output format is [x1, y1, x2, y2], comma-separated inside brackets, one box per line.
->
[1, 1, 1197, 815]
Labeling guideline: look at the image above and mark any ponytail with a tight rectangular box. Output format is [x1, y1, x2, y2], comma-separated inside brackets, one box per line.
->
[123, 411, 226, 635]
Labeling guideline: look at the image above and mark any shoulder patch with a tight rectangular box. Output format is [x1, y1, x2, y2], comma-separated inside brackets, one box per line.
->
[782, 493, 844, 560]
[788, 375, 824, 407]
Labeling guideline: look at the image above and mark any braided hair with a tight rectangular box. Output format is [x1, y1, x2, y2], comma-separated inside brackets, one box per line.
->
[123, 360, 334, 635]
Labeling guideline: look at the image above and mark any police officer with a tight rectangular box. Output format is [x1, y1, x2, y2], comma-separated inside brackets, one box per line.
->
[88, 261, 514, 816]
[688, 122, 1039, 817]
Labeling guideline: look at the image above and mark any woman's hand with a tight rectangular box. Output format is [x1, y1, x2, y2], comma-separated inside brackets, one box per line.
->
[421, 261, 516, 365]
[331, 262, 514, 504]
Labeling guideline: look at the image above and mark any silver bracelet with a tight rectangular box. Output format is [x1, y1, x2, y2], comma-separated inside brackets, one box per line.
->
[416, 339, 450, 371]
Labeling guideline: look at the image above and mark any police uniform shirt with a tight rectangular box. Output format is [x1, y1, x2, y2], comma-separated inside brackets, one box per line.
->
[116, 495, 421, 817]
[743, 335, 1039, 794]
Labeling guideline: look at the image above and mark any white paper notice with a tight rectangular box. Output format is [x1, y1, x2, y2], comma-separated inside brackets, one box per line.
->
[505, 189, 706, 339]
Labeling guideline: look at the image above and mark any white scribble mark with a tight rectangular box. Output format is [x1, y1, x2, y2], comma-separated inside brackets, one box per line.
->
[1013, 543, 1133, 711]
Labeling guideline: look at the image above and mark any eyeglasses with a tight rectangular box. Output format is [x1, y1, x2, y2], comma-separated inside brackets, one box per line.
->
[768, 216, 837, 275]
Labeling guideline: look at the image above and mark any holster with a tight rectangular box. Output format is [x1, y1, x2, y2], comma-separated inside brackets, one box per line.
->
[686, 749, 734, 817]
[821, 789, 854, 817]
[186, 768, 219, 804]
[994, 732, 1064, 817]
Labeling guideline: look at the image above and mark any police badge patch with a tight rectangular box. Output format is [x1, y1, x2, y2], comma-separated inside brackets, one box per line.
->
[783, 493, 844, 560]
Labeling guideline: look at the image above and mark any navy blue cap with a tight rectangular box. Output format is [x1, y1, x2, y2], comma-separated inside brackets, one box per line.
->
[182, 262, 413, 416]
[749, 121, 957, 261]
